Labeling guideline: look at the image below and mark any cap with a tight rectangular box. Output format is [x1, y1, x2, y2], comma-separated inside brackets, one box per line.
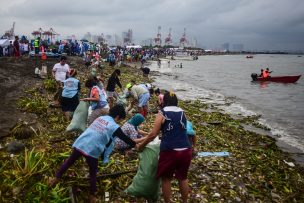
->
[126, 83, 132, 89]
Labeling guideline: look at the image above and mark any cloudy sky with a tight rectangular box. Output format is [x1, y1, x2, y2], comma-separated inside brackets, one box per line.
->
[1, 0, 304, 51]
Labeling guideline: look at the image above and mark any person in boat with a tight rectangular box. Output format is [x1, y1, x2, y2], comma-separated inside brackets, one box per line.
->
[259, 69, 264, 77]
[261, 68, 271, 78]
[265, 68, 272, 77]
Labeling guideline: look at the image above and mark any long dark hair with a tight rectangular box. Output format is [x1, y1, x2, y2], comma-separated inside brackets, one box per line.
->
[109, 104, 126, 119]
[85, 77, 98, 88]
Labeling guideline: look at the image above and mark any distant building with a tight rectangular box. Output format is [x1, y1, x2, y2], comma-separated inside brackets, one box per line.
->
[113, 34, 122, 46]
[104, 34, 114, 46]
[122, 29, 133, 45]
[188, 37, 197, 48]
[222, 43, 230, 51]
[232, 44, 244, 52]
[2, 22, 15, 39]
[141, 38, 153, 46]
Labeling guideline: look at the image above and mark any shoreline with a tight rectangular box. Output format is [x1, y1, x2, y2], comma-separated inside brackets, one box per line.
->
[143, 58, 304, 166]
[0, 56, 304, 202]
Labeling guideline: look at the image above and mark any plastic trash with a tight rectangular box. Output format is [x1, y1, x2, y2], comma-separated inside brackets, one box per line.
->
[40, 65, 47, 78]
[283, 160, 295, 167]
[197, 151, 230, 157]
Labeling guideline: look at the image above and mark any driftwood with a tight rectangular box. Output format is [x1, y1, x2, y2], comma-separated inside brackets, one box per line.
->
[96, 170, 136, 179]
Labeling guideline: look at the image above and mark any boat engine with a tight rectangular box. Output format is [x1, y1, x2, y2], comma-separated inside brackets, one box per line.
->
[251, 73, 258, 81]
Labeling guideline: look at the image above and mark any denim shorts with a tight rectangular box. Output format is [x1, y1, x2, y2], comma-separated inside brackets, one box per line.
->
[138, 92, 150, 107]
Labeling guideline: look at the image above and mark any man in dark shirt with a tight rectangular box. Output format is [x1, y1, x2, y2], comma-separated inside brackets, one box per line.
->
[13, 36, 20, 57]
[106, 69, 123, 108]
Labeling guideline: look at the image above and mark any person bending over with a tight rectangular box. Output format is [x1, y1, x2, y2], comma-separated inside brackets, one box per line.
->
[49, 105, 137, 203]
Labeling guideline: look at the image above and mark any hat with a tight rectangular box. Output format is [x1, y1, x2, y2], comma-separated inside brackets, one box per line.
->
[126, 83, 132, 89]
[128, 113, 145, 129]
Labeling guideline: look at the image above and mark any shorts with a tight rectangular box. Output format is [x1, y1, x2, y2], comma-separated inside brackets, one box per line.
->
[61, 94, 79, 112]
[157, 148, 192, 180]
[138, 92, 150, 107]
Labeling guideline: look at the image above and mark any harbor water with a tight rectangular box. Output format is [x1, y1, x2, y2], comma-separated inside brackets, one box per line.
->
[148, 54, 304, 160]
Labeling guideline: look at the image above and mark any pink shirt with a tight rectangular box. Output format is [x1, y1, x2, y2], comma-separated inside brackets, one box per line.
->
[158, 94, 164, 106]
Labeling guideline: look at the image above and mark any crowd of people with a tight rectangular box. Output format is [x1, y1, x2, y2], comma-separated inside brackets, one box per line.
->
[46, 51, 197, 203]
[0, 34, 203, 202]
[3, 35, 278, 202]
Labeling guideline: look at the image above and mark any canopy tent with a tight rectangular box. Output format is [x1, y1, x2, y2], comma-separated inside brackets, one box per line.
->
[0, 39, 10, 47]
[126, 45, 142, 49]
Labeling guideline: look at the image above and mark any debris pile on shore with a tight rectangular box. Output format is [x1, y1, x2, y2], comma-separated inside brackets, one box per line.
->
[0, 56, 303, 202]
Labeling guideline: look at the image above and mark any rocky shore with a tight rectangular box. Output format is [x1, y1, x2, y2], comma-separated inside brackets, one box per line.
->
[0, 56, 303, 202]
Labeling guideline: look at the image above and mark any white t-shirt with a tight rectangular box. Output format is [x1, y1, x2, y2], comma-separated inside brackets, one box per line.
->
[52, 63, 70, 82]
[23, 44, 29, 52]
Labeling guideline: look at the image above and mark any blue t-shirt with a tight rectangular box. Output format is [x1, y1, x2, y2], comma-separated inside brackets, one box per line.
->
[72, 116, 119, 158]
[62, 77, 79, 98]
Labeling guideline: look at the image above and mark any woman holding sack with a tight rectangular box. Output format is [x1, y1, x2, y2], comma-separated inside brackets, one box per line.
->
[61, 69, 80, 121]
[137, 91, 192, 203]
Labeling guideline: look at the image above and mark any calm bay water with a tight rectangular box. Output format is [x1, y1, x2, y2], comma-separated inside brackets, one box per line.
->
[148, 54, 304, 156]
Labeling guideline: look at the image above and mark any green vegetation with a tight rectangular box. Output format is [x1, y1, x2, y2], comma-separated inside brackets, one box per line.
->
[0, 57, 303, 202]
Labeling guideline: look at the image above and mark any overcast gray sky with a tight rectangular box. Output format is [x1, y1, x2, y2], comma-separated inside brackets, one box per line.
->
[1, 0, 304, 51]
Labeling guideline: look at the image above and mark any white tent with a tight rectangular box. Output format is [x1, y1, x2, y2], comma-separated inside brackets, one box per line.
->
[0, 39, 10, 47]
[126, 45, 142, 49]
